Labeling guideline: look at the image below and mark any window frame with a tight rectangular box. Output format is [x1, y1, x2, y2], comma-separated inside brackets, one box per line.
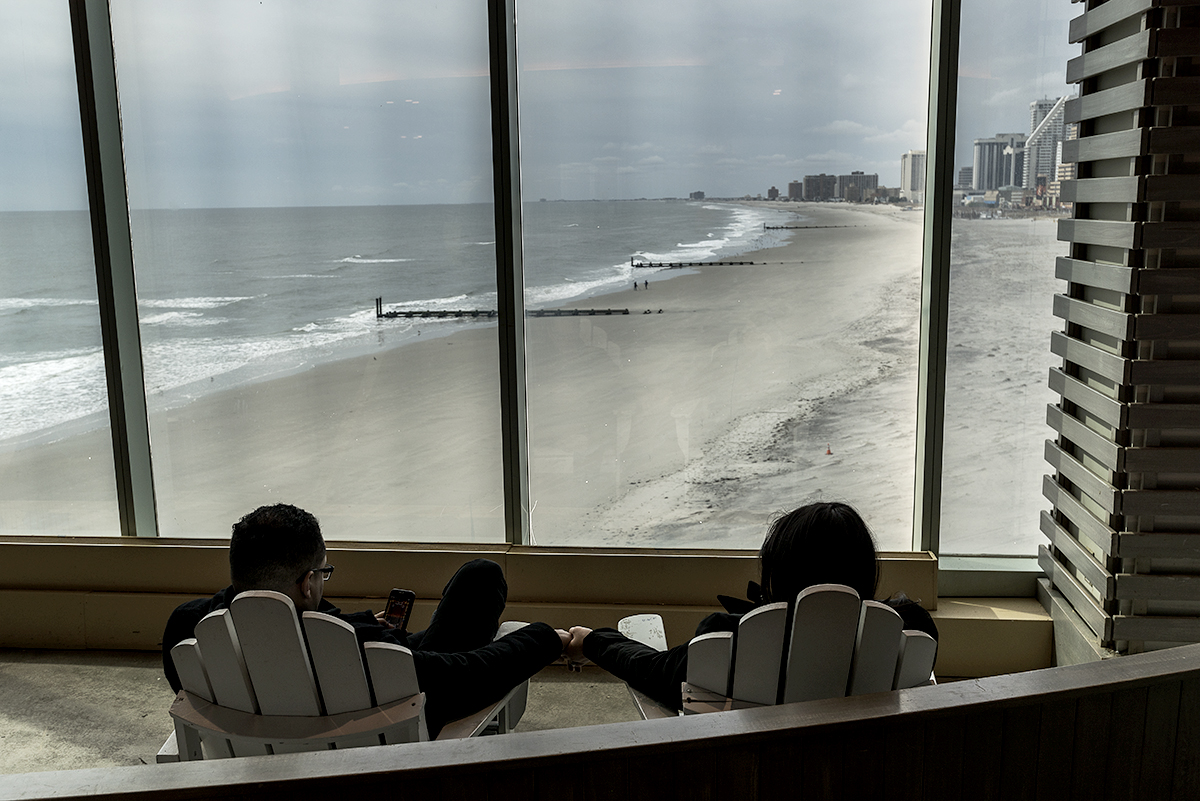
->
[63, 0, 1034, 590]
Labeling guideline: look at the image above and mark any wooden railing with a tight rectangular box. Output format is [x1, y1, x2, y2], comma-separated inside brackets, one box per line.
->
[3, 643, 1198, 800]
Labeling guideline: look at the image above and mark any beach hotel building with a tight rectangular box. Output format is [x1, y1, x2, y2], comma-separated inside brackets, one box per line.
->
[900, 150, 926, 203]
[2, 0, 1200, 796]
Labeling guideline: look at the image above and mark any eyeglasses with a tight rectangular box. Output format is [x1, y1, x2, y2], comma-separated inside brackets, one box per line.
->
[297, 564, 335, 584]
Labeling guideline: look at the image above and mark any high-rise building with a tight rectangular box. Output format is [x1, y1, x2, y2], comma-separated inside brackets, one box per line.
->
[1023, 96, 1068, 191]
[803, 174, 836, 201]
[787, 180, 803, 200]
[767, 186, 780, 200]
[957, 166, 973, 189]
[972, 134, 1026, 191]
[836, 171, 878, 202]
[900, 150, 926, 202]
[688, 191, 705, 200]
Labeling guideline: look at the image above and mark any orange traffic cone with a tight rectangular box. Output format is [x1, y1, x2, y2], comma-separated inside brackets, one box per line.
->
[825, 444, 832, 455]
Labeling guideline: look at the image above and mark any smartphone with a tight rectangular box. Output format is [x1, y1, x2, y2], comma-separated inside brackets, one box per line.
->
[383, 588, 416, 632]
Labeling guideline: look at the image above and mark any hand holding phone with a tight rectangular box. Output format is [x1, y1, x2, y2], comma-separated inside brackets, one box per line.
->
[383, 588, 416, 632]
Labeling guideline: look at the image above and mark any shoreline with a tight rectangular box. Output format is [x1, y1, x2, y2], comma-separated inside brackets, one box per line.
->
[1, 202, 925, 549]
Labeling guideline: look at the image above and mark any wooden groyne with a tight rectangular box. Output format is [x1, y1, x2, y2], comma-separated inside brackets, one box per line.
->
[374, 298, 628, 318]
[631, 257, 753, 269]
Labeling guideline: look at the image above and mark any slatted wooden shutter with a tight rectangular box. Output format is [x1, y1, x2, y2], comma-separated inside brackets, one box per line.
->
[1046, 0, 1200, 658]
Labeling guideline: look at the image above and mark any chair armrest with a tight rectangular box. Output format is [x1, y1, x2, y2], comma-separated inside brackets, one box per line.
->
[626, 686, 678, 720]
[681, 682, 768, 716]
[434, 683, 520, 740]
[155, 731, 179, 764]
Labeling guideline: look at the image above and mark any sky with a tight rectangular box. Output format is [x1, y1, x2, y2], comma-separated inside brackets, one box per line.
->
[0, 0, 1077, 211]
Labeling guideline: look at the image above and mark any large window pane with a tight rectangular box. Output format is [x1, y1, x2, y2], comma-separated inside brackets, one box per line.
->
[0, 2, 121, 535]
[939, 0, 1078, 555]
[111, 1, 504, 541]
[518, 0, 929, 549]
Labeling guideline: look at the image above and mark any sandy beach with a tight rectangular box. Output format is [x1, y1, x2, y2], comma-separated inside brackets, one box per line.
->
[1, 202, 931, 549]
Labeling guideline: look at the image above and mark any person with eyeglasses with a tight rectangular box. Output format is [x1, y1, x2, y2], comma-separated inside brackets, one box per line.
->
[161, 503, 570, 737]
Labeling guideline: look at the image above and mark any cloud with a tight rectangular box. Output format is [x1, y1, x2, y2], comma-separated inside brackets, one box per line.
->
[863, 119, 925, 145]
[803, 150, 859, 165]
[810, 120, 878, 137]
[601, 141, 655, 153]
[984, 88, 1022, 107]
[638, 155, 665, 165]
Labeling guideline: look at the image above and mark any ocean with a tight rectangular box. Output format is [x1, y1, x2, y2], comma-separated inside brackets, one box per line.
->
[0, 201, 797, 447]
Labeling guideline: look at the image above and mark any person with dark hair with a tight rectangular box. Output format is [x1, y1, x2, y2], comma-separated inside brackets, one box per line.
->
[162, 503, 570, 737]
[565, 501, 937, 710]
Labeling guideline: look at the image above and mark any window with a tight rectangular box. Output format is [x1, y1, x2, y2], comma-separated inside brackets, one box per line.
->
[109, 0, 506, 541]
[939, 0, 1078, 556]
[517, 0, 929, 550]
[0, 1, 120, 535]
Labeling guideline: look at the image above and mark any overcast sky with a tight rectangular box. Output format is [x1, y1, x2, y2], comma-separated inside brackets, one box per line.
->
[0, 0, 1076, 210]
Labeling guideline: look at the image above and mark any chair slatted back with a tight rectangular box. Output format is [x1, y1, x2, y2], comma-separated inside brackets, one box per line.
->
[782, 584, 861, 704]
[685, 632, 733, 695]
[302, 612, 374, 713]
[685, 584, 937, 711]
[169, 640, 214, 703]
[363, 642, 421, 704]
[169, 638, 238, 759]
[363, 642, 425, 743]
[847, 601, 904, 696]
[731, 603, 788, 705]
[894, 630, 938, 690]
[169, 639, 237, 759]
[193, 610, 258, 714]
[229, 591, 322, 717]
[172, 591, 428, 759]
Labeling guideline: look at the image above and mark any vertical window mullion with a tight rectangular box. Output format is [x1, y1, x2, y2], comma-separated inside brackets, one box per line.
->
[69, 0, 158, 537]
[488, 0, 531, 546]
[913, 0, 961, 553]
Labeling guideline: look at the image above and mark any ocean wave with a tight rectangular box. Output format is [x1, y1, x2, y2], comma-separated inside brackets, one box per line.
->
[0, 298, 98, 311]
[336, 256, 412, 264]
[138, 296, 252, 309]
[0, 350, 109, 441]
[384, 293, 478, 310]
[139, 311, 225, 327]
[526, 271, 631, 306]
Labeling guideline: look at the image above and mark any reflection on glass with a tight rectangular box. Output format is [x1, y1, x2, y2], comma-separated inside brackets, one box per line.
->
[110, 1, 504, 541]
[0, 2, 121, 535]
[940, 0, 1079, 555]
[518, 0, 930, 549]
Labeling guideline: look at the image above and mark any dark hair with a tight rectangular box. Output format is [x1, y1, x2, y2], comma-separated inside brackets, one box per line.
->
[229, 504, 325, 593]
[758, 502, 879, 604]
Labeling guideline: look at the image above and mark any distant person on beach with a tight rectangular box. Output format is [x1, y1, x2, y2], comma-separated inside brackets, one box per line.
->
[565, 502, 937, 710]
[644, 280, 649, 289]
[633, 281, 638, 291]
[161, 503, 570, 737]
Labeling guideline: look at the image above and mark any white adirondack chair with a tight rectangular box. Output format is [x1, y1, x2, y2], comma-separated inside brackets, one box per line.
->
[620, 583, 937, 718]
[157, 591, 528, 762]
